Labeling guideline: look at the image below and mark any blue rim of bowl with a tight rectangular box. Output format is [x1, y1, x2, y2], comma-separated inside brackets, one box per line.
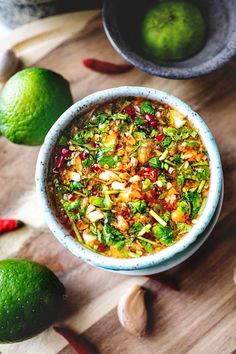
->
[102, 2, 236, 79]
[35, 86, 223, 271]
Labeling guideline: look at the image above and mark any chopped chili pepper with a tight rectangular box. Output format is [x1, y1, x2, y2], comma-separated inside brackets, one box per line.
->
[0, 219, 24, 235]
[91, 164, 102, 172]
[144, 190, 158, 203]
[80, 151, 88, 160]
[61, 148, 71, 157]
[145, 114, 158, 128]
[54, 326, 99, 354]
[54, 148, 70, 169]
[122, 208, 131, 217]
[149, 273, 180, 291]
[140, 167, 158, 182]
[82, 58, 133, 74]
[68, 194, 79, 201]
[155, 134, 165, 142]
[97, 243, 108, 253]
[123, 104, 136, 115]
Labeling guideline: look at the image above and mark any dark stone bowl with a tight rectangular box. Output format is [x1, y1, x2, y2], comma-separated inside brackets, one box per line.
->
[103, 0, 236, 79]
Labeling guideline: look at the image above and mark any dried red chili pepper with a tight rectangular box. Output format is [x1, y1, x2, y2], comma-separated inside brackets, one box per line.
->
[149, 273, 180, 291]
[0, 219, 24, 235]
[83, 58, 133, 74]
[54, 326, 99, 354]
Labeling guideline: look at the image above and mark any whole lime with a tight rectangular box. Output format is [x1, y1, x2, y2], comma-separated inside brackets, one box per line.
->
[141, 0, 207, 61]
[0, 258, 65, 343]
[0, 67, 73, 145]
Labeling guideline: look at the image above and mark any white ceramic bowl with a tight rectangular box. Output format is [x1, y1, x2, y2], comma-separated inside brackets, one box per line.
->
[36, 87, 223, 275]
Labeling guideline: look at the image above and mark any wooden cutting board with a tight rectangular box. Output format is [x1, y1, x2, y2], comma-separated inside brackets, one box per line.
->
[0, 10, 236, 354]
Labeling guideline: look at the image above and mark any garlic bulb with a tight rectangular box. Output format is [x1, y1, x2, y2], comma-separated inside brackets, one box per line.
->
[117, 284, 148, 337]
[0, 49, 19, 81]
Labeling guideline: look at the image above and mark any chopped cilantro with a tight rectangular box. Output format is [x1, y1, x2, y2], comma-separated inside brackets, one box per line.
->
[141, 100, 154, 114]
[98, 155, 119, 168]
[129, 222, 143, 234]
[130, 200, 147, 214]
[149, 157, 161, 169]
[152, 224, 175, 246]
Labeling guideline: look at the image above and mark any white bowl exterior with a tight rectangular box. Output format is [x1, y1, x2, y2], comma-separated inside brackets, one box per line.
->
[36, 87, 223, 272]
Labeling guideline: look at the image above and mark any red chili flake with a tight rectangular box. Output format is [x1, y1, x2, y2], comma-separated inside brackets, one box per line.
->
[122, 208, 131, 217]
[91, 164, 102, 172]
[140, 167, 158, 182]
[68, 194, 78, 202]
[83, 58, 133, 74]
[54, 155, 65, 169]
[155, 134, 165, 142]
[97, 243, 108, 253]
[144, 190, 158, 203]
[54, 326, 98, 354]
[142, 233, 156, 242]
[116, 143, 122, 150]
[0, 219, 24, 235]
[123, 104, 136, 115]
[90, 141, 97, 148]
[145, 114, 158, 128]
[79, 151, 88, 160]
[54, 148, 70, 169]
[149, 273, 180, 291]
[161, 199, 176, 212]
[61, 148, 71, 157]
[61, 214, 71, 229]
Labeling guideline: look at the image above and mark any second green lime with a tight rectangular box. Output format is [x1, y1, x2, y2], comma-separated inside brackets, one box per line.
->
[0, 67, 73, 145]
[0, 258, 65, 343]
[141, 0, 207, 61]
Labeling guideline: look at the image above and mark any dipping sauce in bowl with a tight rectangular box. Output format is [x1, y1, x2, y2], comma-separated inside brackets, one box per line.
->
[48, 97, 210, 259]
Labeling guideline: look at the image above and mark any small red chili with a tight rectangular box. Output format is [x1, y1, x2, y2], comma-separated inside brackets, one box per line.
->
[116, 143, 122, 150]
[140, 167, 157, 182]
[68, 194, 79, 202]
[0, 219, 24, 235]
[61, 148, 71, 157]
[161, 199, 176, 212]
[54, 148, 70, 169]
[91, 164, 102, 172]
[145, 114, 158, 128]
[142, 233, 156, 242]
[83, 58, 133, 74]
[97, 243, 108, 253]
[123, 104, 136, 115]
[122, 208, 131, 217]
[79, 151, 88, 160]
[54, 326, 98, 354]
[155, 134, 165, 142]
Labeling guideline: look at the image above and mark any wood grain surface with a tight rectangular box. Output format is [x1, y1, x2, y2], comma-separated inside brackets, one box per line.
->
[0, 11, 236, 354]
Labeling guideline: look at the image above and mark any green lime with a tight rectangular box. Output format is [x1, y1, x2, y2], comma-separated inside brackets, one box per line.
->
[0, 67, 73, 145]
[141, 0, 207, 61]
[0, 258, 65, 343]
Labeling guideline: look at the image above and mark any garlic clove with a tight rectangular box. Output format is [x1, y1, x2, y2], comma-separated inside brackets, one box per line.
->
[117, 284, 148, 337]
[0, 49, 19, 82]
